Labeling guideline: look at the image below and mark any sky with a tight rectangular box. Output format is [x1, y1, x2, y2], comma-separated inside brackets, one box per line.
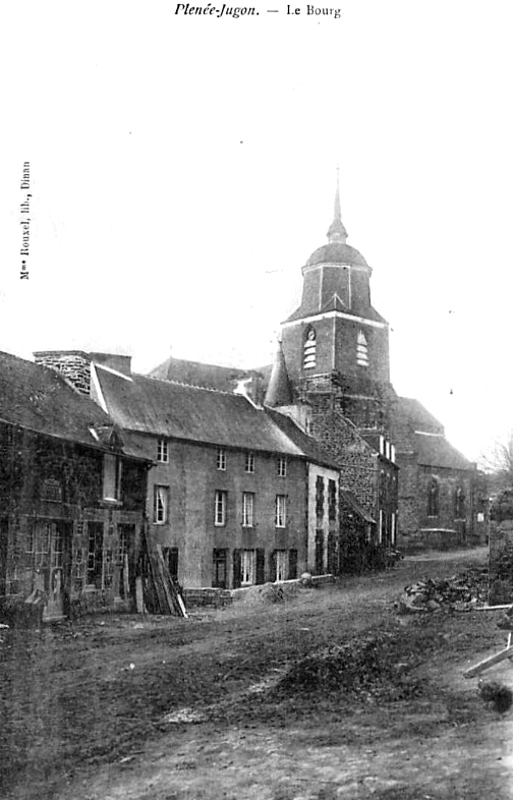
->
[1, 0, 513, 463]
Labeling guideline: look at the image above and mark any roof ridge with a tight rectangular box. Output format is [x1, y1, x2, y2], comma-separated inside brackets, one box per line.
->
[140, 373, 243, 397]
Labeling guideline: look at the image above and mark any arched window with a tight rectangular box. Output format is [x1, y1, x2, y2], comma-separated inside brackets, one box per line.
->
[303, 328, 316, 369]
[454, 487, 465, 519]
[427, 476, 439, 517]
[356, 330, 369, 367]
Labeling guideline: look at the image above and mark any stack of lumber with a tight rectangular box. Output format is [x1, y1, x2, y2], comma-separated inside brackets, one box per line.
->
[140, 528, 187, 618]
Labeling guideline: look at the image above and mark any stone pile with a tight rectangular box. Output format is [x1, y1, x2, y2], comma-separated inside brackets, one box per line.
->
[396, 569, 488, 614]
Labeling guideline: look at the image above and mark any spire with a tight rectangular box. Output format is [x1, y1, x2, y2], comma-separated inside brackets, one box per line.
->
[264, 341, 293, 407]
[326, 166, 348, 244]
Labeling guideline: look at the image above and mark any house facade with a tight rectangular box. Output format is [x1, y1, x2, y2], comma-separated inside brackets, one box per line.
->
[34, 351, 342, 588]
[0, 352, 149, 621]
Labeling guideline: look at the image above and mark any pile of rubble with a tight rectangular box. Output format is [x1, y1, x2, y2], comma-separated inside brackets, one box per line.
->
[396, 568, 489, 614]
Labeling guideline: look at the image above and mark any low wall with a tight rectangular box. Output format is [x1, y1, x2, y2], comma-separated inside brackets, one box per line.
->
[184, 575, 334, 608]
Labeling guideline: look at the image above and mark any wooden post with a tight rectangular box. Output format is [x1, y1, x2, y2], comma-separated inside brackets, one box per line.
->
[464, 646, 513, 678]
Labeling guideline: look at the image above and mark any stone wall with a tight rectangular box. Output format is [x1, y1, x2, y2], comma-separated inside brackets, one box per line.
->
[34, 351, 91, 396]
[489, 519, 513, 604]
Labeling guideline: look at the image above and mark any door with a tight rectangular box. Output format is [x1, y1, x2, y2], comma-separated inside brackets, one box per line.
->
[44, 522, 71, 620]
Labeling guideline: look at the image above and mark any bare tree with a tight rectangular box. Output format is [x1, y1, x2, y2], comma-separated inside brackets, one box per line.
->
[479, 431, 513, 491]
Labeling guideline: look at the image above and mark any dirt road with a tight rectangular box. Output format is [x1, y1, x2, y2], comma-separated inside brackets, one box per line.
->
[2, 548, 513, 799]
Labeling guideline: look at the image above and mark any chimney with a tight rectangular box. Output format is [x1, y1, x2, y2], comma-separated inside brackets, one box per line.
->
[33, 350, 132, 396]
[34, 350, 92, 396]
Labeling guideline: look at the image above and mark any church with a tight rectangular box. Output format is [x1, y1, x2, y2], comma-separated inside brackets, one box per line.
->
[263, 181, 480, 551]
[151, 181, 481, 552]
[34, 181, 483, 558]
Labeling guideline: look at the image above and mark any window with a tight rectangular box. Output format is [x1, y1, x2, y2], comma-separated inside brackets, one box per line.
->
[217, 447, 226, 471]
[153, 485, 169, 524]
[245, 452, 255, 473]
[356, 330, 369, 367]
[103, 454, 121, 501]
[87, 522, 104, 588]
[328, 479, 337, 521]
[215, 490, 227, 526]
[277, 456, 287, 477]
[241, 550, 256, 585]
[427, 477, 439, 517]
[157, 438, 169, 463]
[315, 476, 325, 517]
[275, 494, 287, 528]
[35, 522, 50, 568]
[275, 550, 287, 582]
[242, 492, 255, 527]
[454, 487, 465, 519]
[303, 328, 316, 369]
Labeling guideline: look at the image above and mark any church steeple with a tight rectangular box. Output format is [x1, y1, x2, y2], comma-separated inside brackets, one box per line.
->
[326, 168, 347, 244]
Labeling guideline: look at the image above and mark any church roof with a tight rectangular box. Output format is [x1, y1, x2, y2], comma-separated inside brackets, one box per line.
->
[149, 355, 254, 393]
[0, 350, 126, 452]
[397, 397, 445, 434]
[284, 298, 387, 325]
[413, 432, 475, 472]
[264, 343, 293, 407]
[305, 242, 369, 268]
[93, 365, 335, 466]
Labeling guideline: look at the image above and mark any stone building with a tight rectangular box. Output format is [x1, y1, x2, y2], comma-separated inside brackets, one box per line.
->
[390, 397, 478, 550]
[264, 182, 477, 551]
[33, 351, 342, 587]
[0, 351, 149, 621]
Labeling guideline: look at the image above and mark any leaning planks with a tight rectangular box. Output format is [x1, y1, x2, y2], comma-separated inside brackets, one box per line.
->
[140, 527, 187, 617]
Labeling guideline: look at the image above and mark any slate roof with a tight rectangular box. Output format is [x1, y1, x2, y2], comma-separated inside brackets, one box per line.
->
[264, 408, 340, 470]
[264, 345, 293, 407]
[94, 364, 338, 467]
[397, 397, 445, 434]
[0, 351, 122, 451]
[340, 489, 375, 524]
[284, 300, 387, 325]
[149, 355, 257, 393]
[412, 432, 474, 472]
[305, 242, 369, 268]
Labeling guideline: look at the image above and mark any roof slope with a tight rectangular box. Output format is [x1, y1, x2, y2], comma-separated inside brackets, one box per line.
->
[397, 397, 445, 434]
[340, 489, 376, 524]
[264, 408, 340, 470]
[413, 432, 474, 471]
[284, 301, 387, 325]
[264, 345, 293, 407]
[0, 350, 117, 449]
[149, 355, 253, 392]
[95, 366, 306, 456]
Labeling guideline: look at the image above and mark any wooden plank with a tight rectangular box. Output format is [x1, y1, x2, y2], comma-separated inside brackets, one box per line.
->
[475, 604, 513, 612]
[464, 646, 513, 678]
[135, 576, 145, 614]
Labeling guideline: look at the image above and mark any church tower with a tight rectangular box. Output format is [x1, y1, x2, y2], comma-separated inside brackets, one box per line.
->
[275, 177, 394, 434]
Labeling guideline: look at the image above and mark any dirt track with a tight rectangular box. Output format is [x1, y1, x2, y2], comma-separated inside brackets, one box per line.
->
[2, 548, 513, 799]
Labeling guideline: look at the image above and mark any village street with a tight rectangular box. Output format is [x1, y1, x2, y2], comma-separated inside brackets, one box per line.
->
[2, 548, 513, 800]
